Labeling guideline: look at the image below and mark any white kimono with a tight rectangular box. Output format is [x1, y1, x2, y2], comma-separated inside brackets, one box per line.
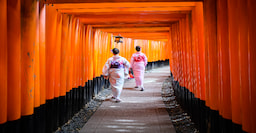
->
[130, 52, 148, 88]
[102, 55, 130, 99]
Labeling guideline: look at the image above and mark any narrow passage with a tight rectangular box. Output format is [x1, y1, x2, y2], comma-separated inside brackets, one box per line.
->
[80, 66, 176, 133]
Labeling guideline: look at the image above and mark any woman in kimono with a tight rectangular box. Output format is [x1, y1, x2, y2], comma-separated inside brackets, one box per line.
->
[102, 48, 130, 102]
[130, 46, 148, 91]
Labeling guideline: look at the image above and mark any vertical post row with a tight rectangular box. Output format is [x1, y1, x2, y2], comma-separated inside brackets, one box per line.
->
[55, 13, 62, 99]
[20, 0, 37, 116]
[45, 4, 57, 101]
[248, 0, 256, 132]
[39, 2, 46, 106]
[7, 0, 21, 122]
[195, 3, 205, 100]
[60, 14, 69, 97]
[227, 0, 242, 125]
[34, 1, 40, 110]
[216, 0, 232, 122]
[237, 0, 251, 132]
[204, 0, 219, 111]
[0, 0, 7, 125]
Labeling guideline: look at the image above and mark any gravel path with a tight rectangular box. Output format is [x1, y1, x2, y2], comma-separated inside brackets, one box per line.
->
[55, 88, 112, 133]
[162, 77, 199, 133]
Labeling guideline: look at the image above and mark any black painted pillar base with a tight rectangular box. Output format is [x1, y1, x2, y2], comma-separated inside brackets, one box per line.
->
[72, 88, 78, 115]
[172, 79, 246, 133]
[21, 115, 34, 133]
[96, 77, 100, 94]
[232, 123, 244, 133]
[66, 91, 72, 120]
[84, 82, 88, 105]
[34, 106, 42, 133]
[59, 96, 66, 127]
[93, 78, 97, 98]
[54, 97, 60, 131]
[88, 80, 93, 102]
[4, 119, 20, 133]
[80, 86, 85, 109]
[45, 99, 54, 133]
[0, 123, 6, 133]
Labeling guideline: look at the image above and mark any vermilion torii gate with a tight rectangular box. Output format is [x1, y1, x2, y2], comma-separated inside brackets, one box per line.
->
[0, 0, 256, 132]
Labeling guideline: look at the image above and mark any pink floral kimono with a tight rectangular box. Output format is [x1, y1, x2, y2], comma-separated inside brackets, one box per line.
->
[130, 52, 148, 89]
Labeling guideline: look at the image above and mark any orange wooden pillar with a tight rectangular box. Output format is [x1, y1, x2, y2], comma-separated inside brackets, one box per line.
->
[59, 14, 68, 125]
[34, 1, 40, 110]
[78, 22, 82, 86]
[90, 29, 95, 80]
[171, 24, 177, 81]
[80, 25, 84, 86]
[248, 0, 256, 132]
[171, 24, 176, 81]
[0, 0, 7, 125]
[77, 26, 80, 87]
[179, 19, 185, 88]
[227, 0, 242, 125]
[216, 0, 232, 121]
[191, 10, 199, 96]
[204, 0, 219, 111]
[20, 0, 37, 116]
[93, 30, 99, 78]
[237, 0, 250, 132]
[55, 13, 62, 98]
[175, 23, 179, 83]
[86, 25, 94, 81]
[67, 16, 73, 92]
[183, 18, 188, 90]
[45, 5, 57, 132]
[45, 4, 57, 101]
[39, 3, 46, 106]
[82, 25, 86, 86]
[7, 0, 21, 121]
[84, 26, 88, 84]
[195, 3, 205, 100]
[60, 14, 69, 97]
[33, 2, 41, 132]
[168, 32, 172, 71]
[85, 25, 91, 83]
[181, 18, 187, 90]
[99, 32, 104, 74]
[72, 18, 78, 89]
[185, 16, 192, 92]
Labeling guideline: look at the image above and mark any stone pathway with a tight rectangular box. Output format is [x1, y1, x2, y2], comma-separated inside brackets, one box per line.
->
[80, 66, 176, 133]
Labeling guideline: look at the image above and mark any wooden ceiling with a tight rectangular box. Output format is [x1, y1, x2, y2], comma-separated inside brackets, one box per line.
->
[46, 0, 203, 41]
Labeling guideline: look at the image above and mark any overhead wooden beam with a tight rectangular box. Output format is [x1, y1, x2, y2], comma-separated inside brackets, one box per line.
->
[53, 2, 197, 9]
[45, 0, 203, 4]
[112, 32, 169, 39]
[75, 13, 186, 18]
[97, 27, 170, 33]
[91, 23, 173, 28]
[58, 6, 193, 13]
[79, 17, 180, 24]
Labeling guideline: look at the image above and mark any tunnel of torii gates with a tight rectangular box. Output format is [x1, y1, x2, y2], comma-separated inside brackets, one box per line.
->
[0, 0, 256, 133]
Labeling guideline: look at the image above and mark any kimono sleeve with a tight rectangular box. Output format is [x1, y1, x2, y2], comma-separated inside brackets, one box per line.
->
[123, 58, 130, 75]
[102, 59, 111, 76]
[130, 54, 134, 68]
[143, 54, 148, 67]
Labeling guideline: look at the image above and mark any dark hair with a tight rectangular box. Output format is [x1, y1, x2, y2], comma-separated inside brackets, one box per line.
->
[112, 48, 119, 55]
[135, 46, 141, 52]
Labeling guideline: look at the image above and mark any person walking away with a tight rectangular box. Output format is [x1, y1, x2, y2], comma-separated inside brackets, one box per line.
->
[130, 46, 148, 91]
[102, 48, 130, 102]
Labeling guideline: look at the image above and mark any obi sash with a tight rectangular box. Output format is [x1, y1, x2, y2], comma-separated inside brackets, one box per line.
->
[133, 55, 144, 62]
[110, 60, 124, 69]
